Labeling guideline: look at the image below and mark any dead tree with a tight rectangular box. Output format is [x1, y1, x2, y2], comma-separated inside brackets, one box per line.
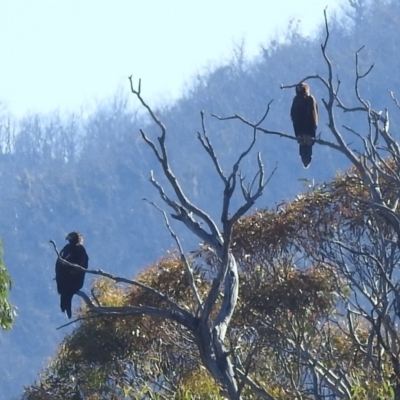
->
[51, 79, 276, 399]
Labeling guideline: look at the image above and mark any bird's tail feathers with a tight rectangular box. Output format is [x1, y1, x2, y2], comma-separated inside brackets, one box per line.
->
[299, 145, 312, 168]
[60, 294, 73, 319]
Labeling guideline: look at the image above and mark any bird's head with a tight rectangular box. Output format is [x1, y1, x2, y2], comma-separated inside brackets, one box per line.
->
[295, 82, 310, 96]
[65, 231, 83, 245]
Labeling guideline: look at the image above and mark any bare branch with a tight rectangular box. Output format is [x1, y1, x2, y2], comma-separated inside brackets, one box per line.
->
[280, 74, 330, 92]
[56, 314, 97, 330]
[213, 111, 342, 152]
[197, 111, 227, 184]
[235, 368, 277, 400]
[354, 46, 374, 109]
[130, 79, 223, 247]
[144, 199, 203, 312]
[129, 77, 166, 136]
[76, 290, 192, 327]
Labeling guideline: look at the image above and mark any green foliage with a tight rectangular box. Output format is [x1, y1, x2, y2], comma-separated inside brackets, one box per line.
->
[350, 379, 395, 400]
[0, 241, 15, 330]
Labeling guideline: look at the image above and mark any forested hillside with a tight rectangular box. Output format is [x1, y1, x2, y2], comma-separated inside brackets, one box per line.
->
[2, 0, 400, 398]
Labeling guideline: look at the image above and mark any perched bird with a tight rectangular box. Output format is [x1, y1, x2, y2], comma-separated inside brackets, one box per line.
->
[290, 82, 319, 168]
[55, 232, 89, 318]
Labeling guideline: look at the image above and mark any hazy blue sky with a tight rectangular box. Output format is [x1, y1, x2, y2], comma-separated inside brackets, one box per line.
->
[0, 1, 343, 117]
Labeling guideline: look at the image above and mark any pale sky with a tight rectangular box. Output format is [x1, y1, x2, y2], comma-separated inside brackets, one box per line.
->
[0, 1, 343, 118]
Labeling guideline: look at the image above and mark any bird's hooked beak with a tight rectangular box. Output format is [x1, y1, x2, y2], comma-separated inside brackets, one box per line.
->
[65, 233, 72, 241]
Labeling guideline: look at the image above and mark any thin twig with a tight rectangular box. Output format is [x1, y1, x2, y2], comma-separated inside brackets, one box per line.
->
[144, 199, 203, 311]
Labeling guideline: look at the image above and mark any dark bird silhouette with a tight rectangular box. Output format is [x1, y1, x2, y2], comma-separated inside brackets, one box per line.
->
[290, 82, 319, 168]
[55, 232, 89, 319]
